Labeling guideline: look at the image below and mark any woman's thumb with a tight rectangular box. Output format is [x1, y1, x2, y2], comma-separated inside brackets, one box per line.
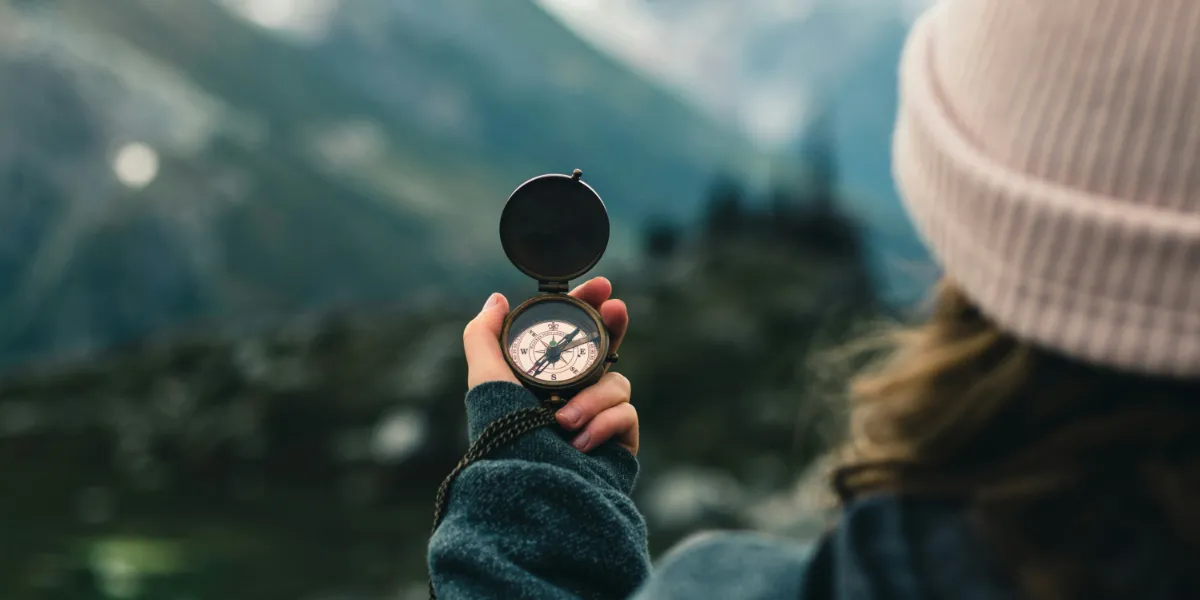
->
[464, 293, 518, 387]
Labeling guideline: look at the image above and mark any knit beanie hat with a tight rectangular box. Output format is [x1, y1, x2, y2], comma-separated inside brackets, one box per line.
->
[893, 0, 1200, 378]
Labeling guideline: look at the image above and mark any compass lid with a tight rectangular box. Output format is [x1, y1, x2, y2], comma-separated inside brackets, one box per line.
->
[499, 169, 610, 287]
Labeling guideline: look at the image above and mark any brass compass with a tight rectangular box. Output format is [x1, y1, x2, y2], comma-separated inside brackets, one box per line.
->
[499, 169, 615, 399]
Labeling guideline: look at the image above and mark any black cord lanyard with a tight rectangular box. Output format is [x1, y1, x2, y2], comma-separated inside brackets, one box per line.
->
[427, 396, 567, 599]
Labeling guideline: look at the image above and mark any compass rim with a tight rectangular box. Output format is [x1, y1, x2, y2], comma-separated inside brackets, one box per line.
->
[501, 294, 611, 392]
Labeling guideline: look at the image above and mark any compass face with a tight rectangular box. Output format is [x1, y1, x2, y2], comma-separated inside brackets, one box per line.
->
[504, 297, 605, 385]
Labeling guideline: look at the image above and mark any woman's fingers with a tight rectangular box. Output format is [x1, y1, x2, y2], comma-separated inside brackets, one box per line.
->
[569, 277, 612, 309]
[566, 277, 628, 351]
[599, 299, 628, 353]
[556, 372, 638, 454]
[571, 403, 639, 455]
[556, 372, 630, 430]
[560, 278, 634, 453]
[568, 276, 628, 344]
[569, 276, 627, 353]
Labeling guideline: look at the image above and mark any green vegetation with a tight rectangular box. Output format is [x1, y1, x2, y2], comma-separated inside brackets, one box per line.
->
[0, 138, 878, 596]
[0, 1, 890, 597]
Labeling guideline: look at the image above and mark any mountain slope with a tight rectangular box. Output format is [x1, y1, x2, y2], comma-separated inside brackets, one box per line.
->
[533, 0, 936, 302]
[0, 0, 759, 366]
[56, 0, 761, 223]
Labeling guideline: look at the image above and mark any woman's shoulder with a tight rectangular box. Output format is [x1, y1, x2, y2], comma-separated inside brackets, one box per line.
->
[628, 496, 1017, 600]
[630, 530, 819, 600]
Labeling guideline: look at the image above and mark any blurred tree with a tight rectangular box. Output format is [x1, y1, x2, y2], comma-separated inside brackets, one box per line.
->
[642, 218, 681, 260]
[798, 111, 839, 213]
[701, 177, 746, 239]
[0, 2, 892, 598]
[616, 144, 877, 549]
[789, 115, 863, 260]
[0, 153, 881, 597]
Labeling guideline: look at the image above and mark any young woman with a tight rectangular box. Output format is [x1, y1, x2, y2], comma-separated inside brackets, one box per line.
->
[429, 0, 1200, 598]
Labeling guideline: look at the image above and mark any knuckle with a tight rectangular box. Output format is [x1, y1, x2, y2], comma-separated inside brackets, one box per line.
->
[462, 320, 477, 341]
[586, 414, 613, 435]
[608, 372, 632, 400]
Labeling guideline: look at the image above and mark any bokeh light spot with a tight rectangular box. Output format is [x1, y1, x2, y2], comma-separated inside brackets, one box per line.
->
[112, 142, 160, 189]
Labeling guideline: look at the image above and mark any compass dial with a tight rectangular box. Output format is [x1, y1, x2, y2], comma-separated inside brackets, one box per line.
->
[508, 319, 600, 383]
[503, 296, 607, 387]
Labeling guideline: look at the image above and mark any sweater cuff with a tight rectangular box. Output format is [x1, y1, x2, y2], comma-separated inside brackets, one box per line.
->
[462, 380, 640, 495]
[464, 381, 542, 442]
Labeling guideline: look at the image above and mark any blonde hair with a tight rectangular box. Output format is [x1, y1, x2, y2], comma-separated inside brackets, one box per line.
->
[832, 280, 1200, 600]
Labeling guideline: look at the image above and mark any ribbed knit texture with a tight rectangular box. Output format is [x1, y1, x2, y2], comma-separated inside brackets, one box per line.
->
[893, 0, 1200, 378]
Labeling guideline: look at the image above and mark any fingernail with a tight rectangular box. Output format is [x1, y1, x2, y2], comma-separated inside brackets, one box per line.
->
[572, 432, 591, 451]
[558, 407, 581, 428]
[482, 293, 500, 310]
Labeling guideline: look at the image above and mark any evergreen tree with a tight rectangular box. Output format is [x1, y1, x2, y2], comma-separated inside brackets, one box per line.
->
[798, 107, 839, 213]
[0, 157, 884, 594]
[642, 218, 681, 260]
[702, 176, 746, 239]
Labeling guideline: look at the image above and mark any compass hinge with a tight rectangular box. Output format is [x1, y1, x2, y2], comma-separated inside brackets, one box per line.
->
[538, 281, 570, 293]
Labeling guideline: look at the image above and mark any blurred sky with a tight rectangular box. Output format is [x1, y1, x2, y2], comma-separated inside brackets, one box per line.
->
[219, 0, 933, 149]
[534, 0, 932, 148]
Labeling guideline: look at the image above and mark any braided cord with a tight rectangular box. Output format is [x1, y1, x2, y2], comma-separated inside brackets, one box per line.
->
[428, 397, 564, 599]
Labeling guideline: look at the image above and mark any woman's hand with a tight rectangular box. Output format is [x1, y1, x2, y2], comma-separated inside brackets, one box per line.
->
[462, 277, 638, 455]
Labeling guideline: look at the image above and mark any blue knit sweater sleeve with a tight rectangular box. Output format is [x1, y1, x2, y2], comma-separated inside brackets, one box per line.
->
[427, 381, 652, 599]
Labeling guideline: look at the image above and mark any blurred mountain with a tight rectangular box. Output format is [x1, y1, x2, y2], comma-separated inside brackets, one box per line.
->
[538, 0, 937, 302]
[537, 0, 915, 145]
[0, 169, 875, 598]
[0, 0, 763, 366]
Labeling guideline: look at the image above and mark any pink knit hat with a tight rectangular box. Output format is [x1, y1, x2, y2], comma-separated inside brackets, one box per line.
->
[893, 0, 1200, 378]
